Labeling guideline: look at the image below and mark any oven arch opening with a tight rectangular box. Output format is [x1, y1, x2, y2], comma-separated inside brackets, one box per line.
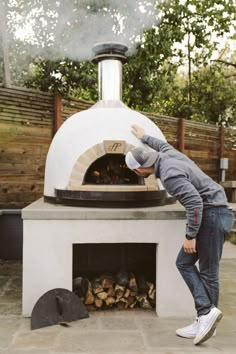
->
[83, 153, 143, 185]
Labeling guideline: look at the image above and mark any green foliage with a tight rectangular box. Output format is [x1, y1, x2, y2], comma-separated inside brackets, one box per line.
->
[151, 65, 236, 126]
[148, 74, 190, 117]
[122, 27, 178, 109]
[24, 56, 98, 100]
[190, 66, 236, 126]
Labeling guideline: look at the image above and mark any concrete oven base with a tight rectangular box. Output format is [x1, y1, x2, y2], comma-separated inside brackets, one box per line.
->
[22, 198, 195, 318]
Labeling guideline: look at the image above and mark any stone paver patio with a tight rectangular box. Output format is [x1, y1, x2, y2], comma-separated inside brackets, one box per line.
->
[0, 241, 236, 354]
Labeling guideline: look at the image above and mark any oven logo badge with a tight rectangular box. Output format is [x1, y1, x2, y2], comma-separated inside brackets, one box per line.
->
[108, 142, 121, 151]
[104, 140, 126, 154]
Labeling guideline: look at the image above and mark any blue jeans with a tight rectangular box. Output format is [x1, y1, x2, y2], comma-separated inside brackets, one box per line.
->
[176, 207, 234, 316]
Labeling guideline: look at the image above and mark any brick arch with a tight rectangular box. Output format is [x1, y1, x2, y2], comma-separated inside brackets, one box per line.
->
[68, 142, 135, 190]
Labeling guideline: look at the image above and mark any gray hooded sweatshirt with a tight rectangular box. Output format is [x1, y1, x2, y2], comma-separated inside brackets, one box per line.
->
[141, 135, 229, 238]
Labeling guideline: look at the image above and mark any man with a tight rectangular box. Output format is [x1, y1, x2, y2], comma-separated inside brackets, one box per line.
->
[125, 124, 234, 346]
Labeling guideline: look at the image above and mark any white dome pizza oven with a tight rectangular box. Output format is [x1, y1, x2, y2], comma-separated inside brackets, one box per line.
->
[43, 42, 175, 207]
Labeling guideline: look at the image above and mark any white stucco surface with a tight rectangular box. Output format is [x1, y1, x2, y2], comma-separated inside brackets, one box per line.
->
[22, 199, 195, 318]
[44, 105, 166, 196]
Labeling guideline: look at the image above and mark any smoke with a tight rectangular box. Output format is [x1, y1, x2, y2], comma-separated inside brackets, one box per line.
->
[9, 0, 163, 61]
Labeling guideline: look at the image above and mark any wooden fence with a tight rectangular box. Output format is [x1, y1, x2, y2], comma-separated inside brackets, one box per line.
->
[0, 86, 235, 209]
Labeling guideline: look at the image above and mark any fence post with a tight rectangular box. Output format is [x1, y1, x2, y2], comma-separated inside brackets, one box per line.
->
[54, 94, 62, 136]
[220, 126, 224, 158]
[179, 118, 185, 153]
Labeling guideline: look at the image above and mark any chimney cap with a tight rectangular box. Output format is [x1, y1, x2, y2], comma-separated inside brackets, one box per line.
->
[92, 41, 128, 63]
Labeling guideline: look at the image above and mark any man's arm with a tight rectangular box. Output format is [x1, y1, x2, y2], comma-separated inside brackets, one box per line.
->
[131, 124, 173, 152]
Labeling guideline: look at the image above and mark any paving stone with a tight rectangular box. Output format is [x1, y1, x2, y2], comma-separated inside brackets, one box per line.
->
[67, 316, 100, 330]
[0, 290, 22, 303]
[0, 350, 56, 354]
[18, 316, 98, 332]
[11, 330, 58, 350]
[220, 264, 236, 277]
[218, 305, 236, 316]
[105, 352, 228, 354]
[143, 329, 202, 351]
[18, 317, 31, 331]
[0, 317, 21, 349]
[219, 279, 236, 298]
[89, 308, 154, 317]
[126, 308, 157, 318]
[136, 316, 192, 331]
[55, 330, 145, 352]
[19, 318, 64, 332]
[204, 333, 236, 350]
[0, 242, 236, 353]
[0, 262, 22, 277]
[7, 277, 22, 290]
[219, 292, 236, 304]
[100, 317, 138, 330]
[0, 303, 22, 315]
[215, 316, 236, 336]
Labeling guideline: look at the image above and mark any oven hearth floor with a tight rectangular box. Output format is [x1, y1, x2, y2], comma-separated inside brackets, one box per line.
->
[0, 241, 236, 353]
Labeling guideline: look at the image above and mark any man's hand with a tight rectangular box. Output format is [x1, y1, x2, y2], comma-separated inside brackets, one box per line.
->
[131, 124, 145, 139]
[183, 238, 196, 254]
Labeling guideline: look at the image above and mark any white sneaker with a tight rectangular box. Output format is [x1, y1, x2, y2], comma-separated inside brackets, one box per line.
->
[176, 318, 217, 339]
[193, 307, 222, 345]
[176, 318, 199, 338]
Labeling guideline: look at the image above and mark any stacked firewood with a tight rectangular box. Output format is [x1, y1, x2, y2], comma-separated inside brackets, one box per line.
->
[73, 271, 155, 311]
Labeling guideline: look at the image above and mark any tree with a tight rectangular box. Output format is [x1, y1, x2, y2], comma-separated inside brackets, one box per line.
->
[192, 65, 236, 126]
[157, 0, 236, 117]
[24, 56, 98, 99]
[152, 65, 236, 127]
[122, 27, 178, 109]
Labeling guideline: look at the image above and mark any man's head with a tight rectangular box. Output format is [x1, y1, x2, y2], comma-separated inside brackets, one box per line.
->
[125, 147, 158, 177]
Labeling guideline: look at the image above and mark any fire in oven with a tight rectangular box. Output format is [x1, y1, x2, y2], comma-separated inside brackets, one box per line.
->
[85, 154, 139, 185]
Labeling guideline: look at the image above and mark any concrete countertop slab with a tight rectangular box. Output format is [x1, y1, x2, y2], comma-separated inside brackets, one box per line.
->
[21, 198, 188, 220]
[21, 198, 236, 220]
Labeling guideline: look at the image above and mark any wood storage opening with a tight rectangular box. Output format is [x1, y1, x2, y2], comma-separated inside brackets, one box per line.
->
[72, 243, 156, 311]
